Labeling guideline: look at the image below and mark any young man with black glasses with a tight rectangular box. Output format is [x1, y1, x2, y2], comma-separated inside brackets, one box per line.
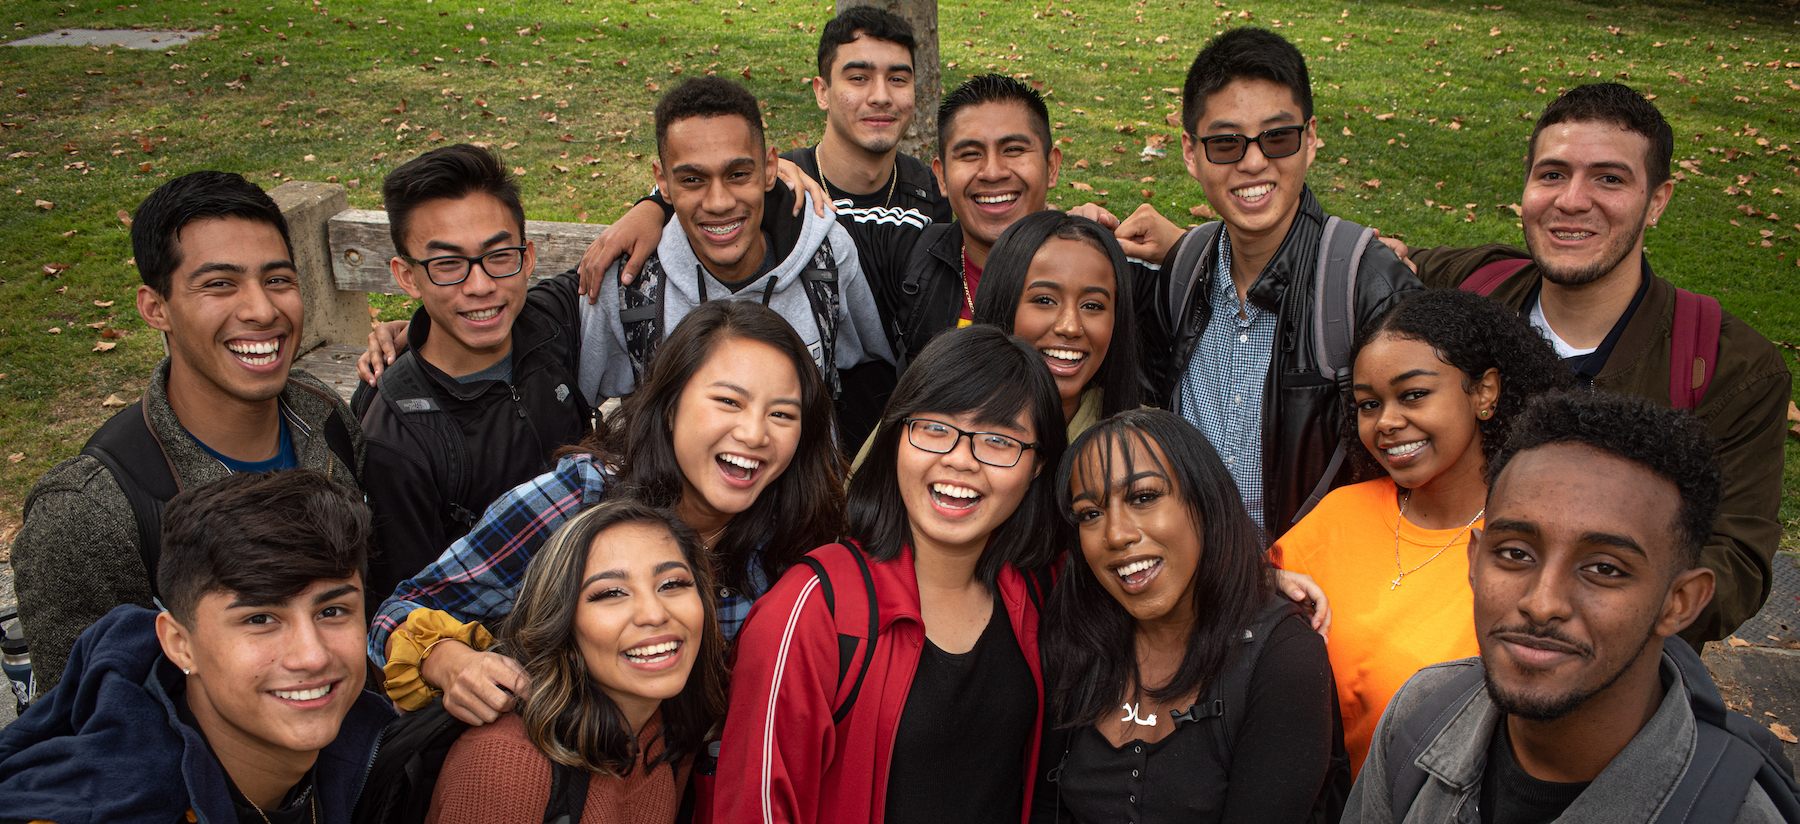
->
[1077, 28, 1422, 541]
[355, 143, 591, 603]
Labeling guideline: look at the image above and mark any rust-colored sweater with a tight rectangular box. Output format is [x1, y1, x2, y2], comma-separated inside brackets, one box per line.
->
[426, 711, 692, 824]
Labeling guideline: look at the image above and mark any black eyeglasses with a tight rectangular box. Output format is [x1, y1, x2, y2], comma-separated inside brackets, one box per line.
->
[402, 246, 528, 286]
[902, 418, 1037, 468]
[1193, 125, 1307, 164]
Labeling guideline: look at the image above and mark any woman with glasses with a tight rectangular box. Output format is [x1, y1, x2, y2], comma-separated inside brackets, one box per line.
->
[715, 324, 1068, 824]
[372, 301, 845, 727]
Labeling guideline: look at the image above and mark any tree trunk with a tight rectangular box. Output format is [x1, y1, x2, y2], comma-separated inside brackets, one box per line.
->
[837, 0, 940, 158]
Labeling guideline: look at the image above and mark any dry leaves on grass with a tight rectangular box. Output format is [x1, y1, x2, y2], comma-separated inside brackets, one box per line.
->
[102, 392, 131, 408]
[93, 341, 117, 353]
[34, 200, 53, 210]
[7, 453, 24, 464]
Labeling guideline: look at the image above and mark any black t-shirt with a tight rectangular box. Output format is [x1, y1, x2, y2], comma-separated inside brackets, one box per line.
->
[714, 232, 780, 294]
[885, 593, 1038, 824]
[1479, 719, 1591, 824]
[174, 687, 319, 824]
[1046, 614, 1344, 824]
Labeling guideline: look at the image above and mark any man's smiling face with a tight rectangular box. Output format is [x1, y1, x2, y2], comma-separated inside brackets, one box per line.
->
[136, 216, 302, 407]
[932, 100, 1061, 259]
[1181, 77, 1317, 245]
[390, 193, 534, 377]
[655, 114, 779, 285]
[1521, 120, 1673, 288]
[815, 33, 914, 156]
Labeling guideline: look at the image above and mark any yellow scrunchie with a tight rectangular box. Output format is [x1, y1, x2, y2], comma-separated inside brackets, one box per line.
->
[381, 607, 496, 711]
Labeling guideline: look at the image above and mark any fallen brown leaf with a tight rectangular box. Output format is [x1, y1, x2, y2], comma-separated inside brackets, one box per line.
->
[1773, 723, 1798, 744]
[93, 341, 117, 353]
[1362, 179, 1382, 189]
[47, 327, 62, 335]
[102, 392, 131, 408]
[34, 200, 53, 210]
[94, 300, 115, 308]
[1070, 181, 1095, 192]
[1189, 203, 1217, 219]
[1728, 636, 1750, 647]
[117, 209, 132, 227]
[6, 453, 23, 464]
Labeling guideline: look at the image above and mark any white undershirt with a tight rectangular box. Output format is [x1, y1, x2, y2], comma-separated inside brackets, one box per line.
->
[1530, 298, 1597, 359]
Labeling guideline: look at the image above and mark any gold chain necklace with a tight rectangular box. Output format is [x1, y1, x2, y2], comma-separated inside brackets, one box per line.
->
[1390, 491, 1484, 590]
[816, 141, 897, 208]
[960, 254, 976, 318]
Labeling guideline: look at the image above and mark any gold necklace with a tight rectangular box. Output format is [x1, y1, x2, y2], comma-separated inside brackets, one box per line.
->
[816, 141, 897, 208]
[960, 254, 976, 318]
[1390, 491, 1484, 590]
[701, 524, 728, 548]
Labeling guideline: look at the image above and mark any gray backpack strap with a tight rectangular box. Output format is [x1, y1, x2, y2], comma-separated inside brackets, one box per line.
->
[1164, 221, 1223, 333]
[618, 256, 669, 384]
[1293, 216, 1377, 525]
[800, 237, 842, 398]
[1386, 663, 1486, 823]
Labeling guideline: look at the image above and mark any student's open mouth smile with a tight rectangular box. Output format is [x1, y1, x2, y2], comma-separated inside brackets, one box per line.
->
[458, 303, 507, 329]
[1230, 181, 1277, 206]
[970, 191, 1021, 216]
[1380, 438, 1429, 468]
[270, 679, 340, 709]
[715, 452, 765, 489]
[621, 635, 685, 672]
[1109, 555, 1165, 595]
[1543, 224, 1601, 246]
[225, 334, 286, 373]
[928, 480, 984, 518]
[1040, 346, 1089, 378]
[698, 218, 748, 245]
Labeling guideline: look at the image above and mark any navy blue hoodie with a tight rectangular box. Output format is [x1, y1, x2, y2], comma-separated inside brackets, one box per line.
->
[0, 605, 394, 824]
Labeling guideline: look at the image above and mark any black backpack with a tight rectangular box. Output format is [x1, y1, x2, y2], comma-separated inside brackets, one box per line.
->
[1384, 636, 1800, 823]
[26, 398, 357, 598]
[1041, 598, 1351, 823]
[353, 352, 483, 531]
[1161, 216, 1377, 526]
[351, 698, 592, 824]
[619, 241, 843, 397]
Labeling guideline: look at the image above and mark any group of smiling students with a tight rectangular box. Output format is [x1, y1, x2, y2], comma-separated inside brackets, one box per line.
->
[357, 203, 1591, 824]
[1, 6, 1794, 824]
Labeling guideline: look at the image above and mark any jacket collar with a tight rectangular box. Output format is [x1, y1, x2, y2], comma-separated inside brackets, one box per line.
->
[144, 358, 341, 488]
[927, 221, 965, 271]
[1418, 647, 1698, 819]
[1242, 185, 1327, 313]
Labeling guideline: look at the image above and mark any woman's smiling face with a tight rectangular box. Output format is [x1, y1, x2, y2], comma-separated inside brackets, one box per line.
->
[1352, 332, 1498, 493]
[895, 408, 1040, 559]
[574, 521, 706, 723]
[670, 336, 804, 524]
[1069, 434, 1202, 626]
[1009, 237, 1116, 420]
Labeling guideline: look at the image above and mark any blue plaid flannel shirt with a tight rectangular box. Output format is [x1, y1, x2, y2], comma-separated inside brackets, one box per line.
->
[369, 453, 767, 664]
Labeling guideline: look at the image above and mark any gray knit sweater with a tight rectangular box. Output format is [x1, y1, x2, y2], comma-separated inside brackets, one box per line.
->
[11, 359, 364, 692]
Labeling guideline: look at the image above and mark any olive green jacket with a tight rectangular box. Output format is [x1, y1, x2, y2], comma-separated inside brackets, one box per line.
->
[1411, 244, 1791, 645]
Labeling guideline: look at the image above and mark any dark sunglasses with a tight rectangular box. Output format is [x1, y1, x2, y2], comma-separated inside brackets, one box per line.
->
[1193, 125, 1307, 164]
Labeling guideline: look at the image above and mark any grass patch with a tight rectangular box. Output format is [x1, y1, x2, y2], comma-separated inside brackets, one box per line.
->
[1, 0, 1796, 528]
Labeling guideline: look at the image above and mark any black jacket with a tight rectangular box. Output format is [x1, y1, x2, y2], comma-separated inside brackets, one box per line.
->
[1150, 187, 1422, 537]
[887, 221, 968, 367]
[356, 271, 592, 604]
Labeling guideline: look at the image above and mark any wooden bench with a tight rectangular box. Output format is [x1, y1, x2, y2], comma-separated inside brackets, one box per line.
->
[268, 180, 608, 401]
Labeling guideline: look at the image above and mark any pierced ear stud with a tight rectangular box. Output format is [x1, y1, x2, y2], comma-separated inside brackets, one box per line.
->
[182, 668, 193, 675]
[1478, 408, 1493, 420]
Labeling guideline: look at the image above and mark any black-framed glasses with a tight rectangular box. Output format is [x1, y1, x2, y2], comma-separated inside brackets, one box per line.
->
[903, 418, 1037, 468]
[1193, 125, 1307, 164]
[402, 246, 528, 286]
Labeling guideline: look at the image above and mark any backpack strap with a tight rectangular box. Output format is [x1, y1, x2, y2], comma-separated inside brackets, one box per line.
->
[1163, 222, 1223, 336]
[1668, 288, 1723, 411]
[1656, 636, 1800, 823]
[68, 401, 180, 594]
[800, 237, 843, 398]
[375, 352, 479, 529]
[796, 542, 880, 724]
[1385, 662, 1487, 823]
[619, 256, 669, 385]
[1459, 258, 1532, 297]
[1290, 217, 1375, 525]
[542, 761, 591, 824]
[1194, 600, 1304, 766]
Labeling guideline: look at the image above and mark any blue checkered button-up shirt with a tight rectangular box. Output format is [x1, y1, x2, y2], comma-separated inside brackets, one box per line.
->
[1178, 231, 1276, 533]
[369, 453, 767, 664]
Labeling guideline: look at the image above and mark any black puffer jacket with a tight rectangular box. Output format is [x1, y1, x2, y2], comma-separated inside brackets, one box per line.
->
[1149, 186, 1422, 537]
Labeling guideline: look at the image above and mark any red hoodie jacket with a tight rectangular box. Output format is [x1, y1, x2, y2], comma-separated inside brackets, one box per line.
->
[713, 542, 1046, 824]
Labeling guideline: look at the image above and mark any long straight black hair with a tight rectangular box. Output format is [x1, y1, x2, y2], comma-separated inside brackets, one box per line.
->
[560, 300, 846, 594]
[973, 210, 1142, 418]
[1044, 409, 1274, 726]
[846, 324, 1069, 584]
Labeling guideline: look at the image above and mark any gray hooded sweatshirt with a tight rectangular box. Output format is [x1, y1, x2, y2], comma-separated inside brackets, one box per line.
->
[577, 192, 892, 403]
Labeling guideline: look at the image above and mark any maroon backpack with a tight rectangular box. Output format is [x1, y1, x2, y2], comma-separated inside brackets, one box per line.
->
[1460, 258, 1722, 410]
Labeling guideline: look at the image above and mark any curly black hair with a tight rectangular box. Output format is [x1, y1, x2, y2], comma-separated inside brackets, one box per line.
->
[1489, 390, 1721, 569]
[1343, 288, 1574, 481]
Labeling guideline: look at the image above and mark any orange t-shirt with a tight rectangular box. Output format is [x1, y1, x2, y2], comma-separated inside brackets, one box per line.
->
[1271, 478, 1482, 776]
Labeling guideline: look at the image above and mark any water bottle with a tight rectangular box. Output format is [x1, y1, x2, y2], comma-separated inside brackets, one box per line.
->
[1, 617, 32, 716]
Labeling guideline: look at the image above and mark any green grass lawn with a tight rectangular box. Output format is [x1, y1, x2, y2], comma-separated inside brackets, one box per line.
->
[1, 0, 1796, 541]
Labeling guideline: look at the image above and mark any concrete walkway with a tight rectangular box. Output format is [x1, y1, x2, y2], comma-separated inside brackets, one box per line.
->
[6, 28, 196, 50]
